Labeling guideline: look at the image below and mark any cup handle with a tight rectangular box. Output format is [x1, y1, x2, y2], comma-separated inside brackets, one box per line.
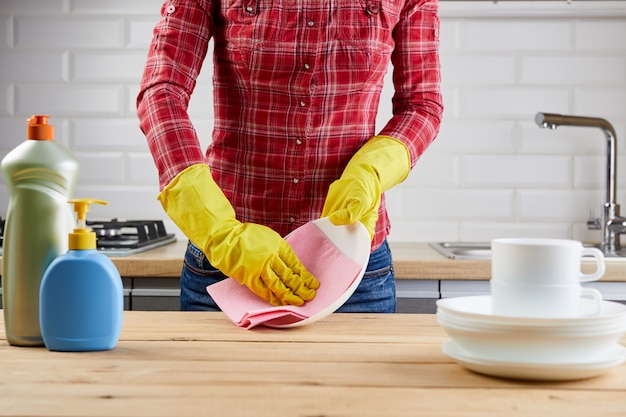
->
[580, 287, 603, 316]
[580, 247, 606, 282]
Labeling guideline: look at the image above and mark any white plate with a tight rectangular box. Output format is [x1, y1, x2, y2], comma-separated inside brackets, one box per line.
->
[443, 340, 626, 381]
[437, 295, 626, 326]
[265, 217, 371, 328]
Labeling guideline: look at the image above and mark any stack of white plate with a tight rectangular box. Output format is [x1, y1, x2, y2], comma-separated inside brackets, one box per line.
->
[436, 295, 626, 381]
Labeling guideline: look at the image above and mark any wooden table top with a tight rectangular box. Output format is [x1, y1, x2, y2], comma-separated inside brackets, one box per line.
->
[1, 311, 625, 416]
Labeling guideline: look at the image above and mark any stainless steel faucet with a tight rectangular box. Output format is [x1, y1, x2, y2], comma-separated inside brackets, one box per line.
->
[535, 112, 624, 255]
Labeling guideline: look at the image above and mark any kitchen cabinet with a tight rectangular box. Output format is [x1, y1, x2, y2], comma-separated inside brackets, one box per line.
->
[130, 277, 180, 311]
[395, 279, 439, 313]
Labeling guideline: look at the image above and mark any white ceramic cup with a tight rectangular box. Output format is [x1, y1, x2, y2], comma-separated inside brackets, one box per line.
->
[490, 238, 605, 318]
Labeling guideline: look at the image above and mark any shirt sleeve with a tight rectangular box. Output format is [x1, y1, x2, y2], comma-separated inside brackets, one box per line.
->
[378, 0, 444, 167]
[136, 0, 215, 191]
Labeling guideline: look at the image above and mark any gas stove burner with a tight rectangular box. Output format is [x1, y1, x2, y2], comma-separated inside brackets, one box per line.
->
[95, 226, 123, 238]
[1, 217, 176, 257]
[86, 218, 176, 256]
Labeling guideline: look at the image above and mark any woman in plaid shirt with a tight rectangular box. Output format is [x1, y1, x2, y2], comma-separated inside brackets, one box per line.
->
[137, 0, 443, 312]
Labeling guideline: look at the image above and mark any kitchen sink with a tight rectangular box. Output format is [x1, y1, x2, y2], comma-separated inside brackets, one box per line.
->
[429, 242, 492, 260]
[430, 241, 626, 260]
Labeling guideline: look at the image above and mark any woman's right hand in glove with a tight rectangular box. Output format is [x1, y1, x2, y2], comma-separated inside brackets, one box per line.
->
[158, 164, 319, 306]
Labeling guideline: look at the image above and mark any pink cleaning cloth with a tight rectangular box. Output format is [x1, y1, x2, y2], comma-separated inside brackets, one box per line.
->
[206, 221, 364, 329]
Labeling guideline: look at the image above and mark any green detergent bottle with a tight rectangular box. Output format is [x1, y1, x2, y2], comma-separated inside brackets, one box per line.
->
[1, 115, 79, 346]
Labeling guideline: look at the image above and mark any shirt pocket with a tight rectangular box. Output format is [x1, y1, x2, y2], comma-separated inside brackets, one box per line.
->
[221, 0, 283, 47]
[337, 0, 401, 52]
[329, 0, 401, 92]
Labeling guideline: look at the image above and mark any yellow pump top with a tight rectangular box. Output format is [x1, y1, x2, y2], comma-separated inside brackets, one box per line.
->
[68, 198, 108, 250]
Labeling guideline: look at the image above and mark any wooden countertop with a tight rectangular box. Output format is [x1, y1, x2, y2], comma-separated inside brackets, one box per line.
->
[1, 311, 625, 416]
[2, 240, 625, 281]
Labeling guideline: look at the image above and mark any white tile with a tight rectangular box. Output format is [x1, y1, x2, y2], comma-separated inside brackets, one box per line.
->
[190, 118, 215, 151]
[0, 51, 65, 82]
[126, 14, 159, 50]
[433, 120, 516, 154]
[404, 153, 458, 187]
[74, 152, 125, 185]
[126, 153, 159, 185]
[574, 155, 606, 189]
[0, 116, 34, 150]
[127, 17, 161, 49]
[575, 88, 626, 120]
[519, 121, 615, 155]
[0, 85, 11, 116]
[576, 20, 626, 51]
[72, 51, 147, 82]
[439, 19, 461, 51]
[0, 0, 65, 15]
[459, 222, 572, 242]
[69, 0, 160, 15]
[403, 189, 515, 221]
[572, 223, 604, 246]
[460, 155, 571, 188]
[463, 19, 572, 51]
[187, 82, 213, 117]
[522, 56, 626, 85]
[441, 54, 515, 85]
[72, 185, 163, 220]
[15, 85, 122, 116]
[0, 116, 71, 148]
[438, 86, 458, 119]
[387, 220, 459, 243]
[518, 189, 605, 220]
[462, 87, 570, 119]
[0, 185, 7, 210]
[71, 118, 147, 151]
[127, 84, 141, 115]
[15, 17, 123, 48]
[384, 187, 403, 219]
[0, 17, 11, 47]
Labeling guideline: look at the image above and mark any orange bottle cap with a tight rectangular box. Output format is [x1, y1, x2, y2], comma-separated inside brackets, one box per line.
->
[27, 115, 54, 141]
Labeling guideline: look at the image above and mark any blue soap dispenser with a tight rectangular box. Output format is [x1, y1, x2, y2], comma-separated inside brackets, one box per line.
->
[40, 198, 124, 352]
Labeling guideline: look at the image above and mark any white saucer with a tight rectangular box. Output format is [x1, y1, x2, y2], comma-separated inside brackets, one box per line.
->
[443, 340, 626, 381]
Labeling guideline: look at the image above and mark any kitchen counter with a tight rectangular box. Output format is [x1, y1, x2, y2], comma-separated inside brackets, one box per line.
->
[1, 310, 625, 416]
[2, 241, 624, 281]
[87, 240, 626, 282]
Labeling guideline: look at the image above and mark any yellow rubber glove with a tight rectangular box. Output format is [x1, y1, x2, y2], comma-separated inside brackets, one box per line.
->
[322, 135, 411, 240]
[158, 164, 319, 306]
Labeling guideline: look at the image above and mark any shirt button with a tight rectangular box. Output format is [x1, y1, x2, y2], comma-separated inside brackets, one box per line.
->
[166, 5, 175, 13]
[307, 20, 315, 27]
[304, 63, 310, 70]
[292, 178, 300, 184]
[295, 139, 302, 145]
[299, 101, 306, 107]
[367, 2, 380, 14]
[289, 217, 296, 223]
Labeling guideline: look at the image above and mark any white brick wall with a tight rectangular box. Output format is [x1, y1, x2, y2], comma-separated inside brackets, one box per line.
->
[1, 0, 625, 245]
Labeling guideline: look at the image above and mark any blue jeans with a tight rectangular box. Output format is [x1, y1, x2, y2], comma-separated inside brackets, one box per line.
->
[180, 240, 396, 313]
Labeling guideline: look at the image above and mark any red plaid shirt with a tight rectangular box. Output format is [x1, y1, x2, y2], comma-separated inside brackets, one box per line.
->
[137, 0, 443, 250]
